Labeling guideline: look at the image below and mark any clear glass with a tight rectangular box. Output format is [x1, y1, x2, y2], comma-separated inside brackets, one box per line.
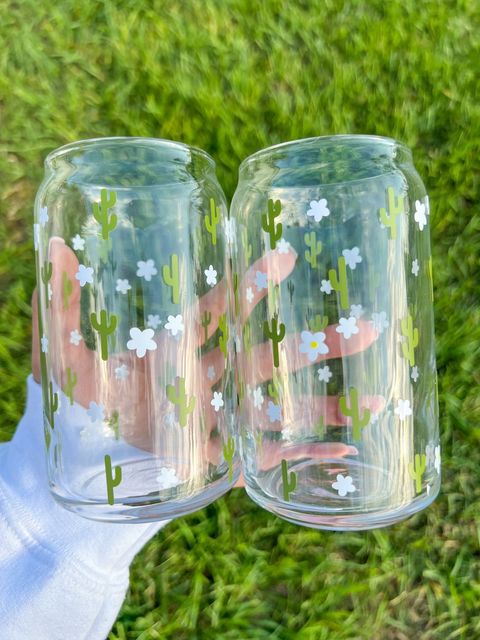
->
[231, 135, 440, 530]
[34, 137, 238, 522]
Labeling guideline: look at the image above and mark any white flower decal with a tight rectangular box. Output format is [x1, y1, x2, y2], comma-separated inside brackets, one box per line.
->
[411, 366, 419, 382]
[147, 314, 161, 330]
[165, 314, 184, 336]
[336, 316, 359, 340]
[211, 391, 224, 412]
[394, 398, 413, 421]
[40, 334, 48, 353]
[276, 238, 290, 254]
[246, 287, 254, 304]
[349, 304, 364, 319]
[75, 264, 94, 287]
[204, 265, 218, 287]
[116, 279, 131, 294]
[33, 224, 40, 251]
[254, 271, 268, 291]
[156, 466, 179, 489]
[207, 365, 216, 381]
[115, 364, 129, 380]
[414, 200, 427, 230]
[320, 279, 332, 294]
[266, 401, 281, 423]
[370, 311, 389, 334]
[87, 401, 105, 423]
[71, 234, 85, 251]
[317, 365, 332, 383]
[70, 329, 82, 346]
[39, 206, 49, 226]
[332, 474, 356, 497]
[299, 330, 329, 362]
[412, 259, 420, 277]
[136, 259, 157, 281]
[253, 387, 264, 409]
[307, 199, 330, 222]
[126, 327, 157, 357]
[434, 445, 441, 474]
[342, 247, 362, 270]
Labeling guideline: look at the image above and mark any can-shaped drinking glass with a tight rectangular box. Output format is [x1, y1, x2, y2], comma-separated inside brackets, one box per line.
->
[231, 135, 440, 530]
[34, 137, 238, 522]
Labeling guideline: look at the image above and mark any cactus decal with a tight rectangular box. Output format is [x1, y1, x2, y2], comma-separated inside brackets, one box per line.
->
[205, 198, 221, 245]
[281, 458, 297, 501]
[261, 198, 282, 250]
[90, 309, 118, 361]
[304, 231, 322, 268]
[104, 454, 122, 505]
[41, 260, 53, 309]
[408, 453, 426, 493]
[401, 313, 419, 366]
[162, 253, 180, 304]
[62, 271, 73, 311]
[339, 387, 371, 440]
[263, 315, 286, 368]
[233, 273, 240, 315]
[328, 256, 349, 310]
[218, 313, 229, 358]
[223, 436, 235, 482]
[166, 376, 196, 427]
[379, 186, 404, 240]
[241, 227, 252, 264]
[64, 367, 77, 406]
[45, 380, 59, 429]
[201, 310, 212, 342]
[108, 410, 120, 440]
[243, 322, 252, 354]
[308, 314, 328, 332]
[93, 189, 117, 240]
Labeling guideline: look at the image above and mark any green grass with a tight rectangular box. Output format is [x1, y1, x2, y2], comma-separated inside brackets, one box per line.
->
[1, 0, 479, 638]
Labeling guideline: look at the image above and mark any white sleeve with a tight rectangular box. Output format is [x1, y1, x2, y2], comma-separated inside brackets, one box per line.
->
[0, 376, 169, 640]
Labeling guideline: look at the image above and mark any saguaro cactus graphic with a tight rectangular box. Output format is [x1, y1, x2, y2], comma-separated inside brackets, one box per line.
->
[339, 387, 371, 440]
[401, 313, 419, 366]
[281, 459, 297, 501]
[205, 198, 221, 245]
[93, 189, 117, 240]
[104, 454, 122, 505]
[218, 313, 229, 358]
[328, 256, 349, 310]
[379, 186, 404, 240]
[304, 231, 322, 268]
[162, 253, 180, 304]
[90, 309, 118, 361]
[166, 376, 196, 427]
[408, 453, 426, 494]
[263, 315, 286, 368]
[223, 437, 235, 482]
[64, 367, 77, 406]
[261, 198, 282, 250]
[201, 310, 212, 342]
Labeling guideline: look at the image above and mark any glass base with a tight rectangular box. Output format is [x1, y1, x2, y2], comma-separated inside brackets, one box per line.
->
[51, 457, 240, 523]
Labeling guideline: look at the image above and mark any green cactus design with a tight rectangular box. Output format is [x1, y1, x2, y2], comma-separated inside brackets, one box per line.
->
[44, 423, 51, 450]
[339, 387, 371, 440]
[90, 309, 118, 361]
[243, 321, 252, 354]
[304, 231, 322, 268]
[162, 253, 180, 304]
[241, 227, 252, 264]
[379, 186, 404, 240]
[98, 237, 112, 264]
[281, 459, 297, 502]
[166, 376, 196, 427]
[93, 188, 117, 240]
[41, 260, 53, 309]
[62, 271, 73, 311]
[233, 273, 240, 315]
[328, 256, 349, 310]
[64, 367, 77, 406]
[201, 310, 212, 343]
[428, 256, 434, 301]
[267, 370, 282, 399]
[287, 280, 295, 303]
[408, 453, 426, 494]
[46, 381, 59, 429]
[205, 198, 221, 245]
[263, 315, 286, 368]
[261, 198, 282, 250]
[308, 314, 328, 332]
[223, 436, 235, 482]
[104, 454, 122, 505]
[401, 314, 419, 366]
[218, 313, 229, 358]
[108, 410, 120, 440]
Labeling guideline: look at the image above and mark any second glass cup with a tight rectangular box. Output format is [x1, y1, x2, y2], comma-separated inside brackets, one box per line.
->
[35, 137, 238, 522]
[230, 135, 440, 530]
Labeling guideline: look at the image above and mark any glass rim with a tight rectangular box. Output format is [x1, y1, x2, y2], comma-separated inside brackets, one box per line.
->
[45, 136, 216, 169]
[239, 134, 412, 171]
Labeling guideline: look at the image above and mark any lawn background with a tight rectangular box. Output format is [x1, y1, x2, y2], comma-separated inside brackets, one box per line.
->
[0, 0, 479, 638]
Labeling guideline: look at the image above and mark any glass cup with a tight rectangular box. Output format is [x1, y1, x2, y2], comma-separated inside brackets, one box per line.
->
[34, 137, 238, 522]
[231, 135, 440, 530]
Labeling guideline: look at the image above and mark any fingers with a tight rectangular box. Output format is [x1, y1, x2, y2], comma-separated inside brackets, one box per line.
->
[239, 320, 378, 385]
